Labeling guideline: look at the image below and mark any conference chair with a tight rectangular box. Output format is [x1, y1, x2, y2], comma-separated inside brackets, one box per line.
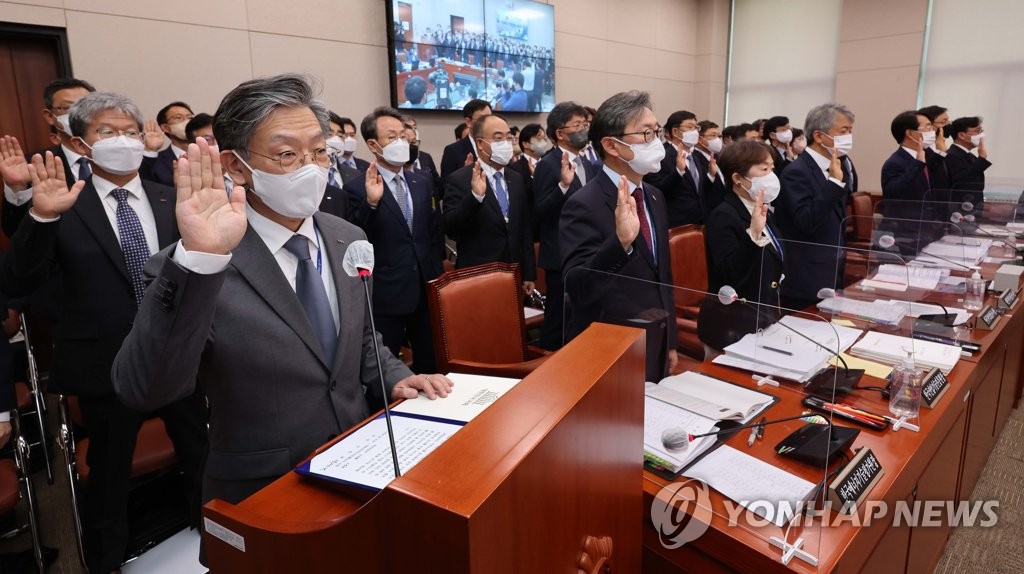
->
[0, 381, 45, 573]
[427, 262, 550, 378]
[57, 396, 181, 567]
[845, 192, 875, 284]
[667, 225, 709, 361]
[17, 312, 54, 484]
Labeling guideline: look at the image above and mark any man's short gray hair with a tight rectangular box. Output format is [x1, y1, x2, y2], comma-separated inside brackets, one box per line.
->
[804, 103, 855, 140]
[68, 91, 143, 138]
[589, 91, 654, 160]
[213, 74, 330, 158]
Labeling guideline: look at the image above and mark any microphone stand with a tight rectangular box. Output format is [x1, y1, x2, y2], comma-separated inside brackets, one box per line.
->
[358, 269, 402, 478]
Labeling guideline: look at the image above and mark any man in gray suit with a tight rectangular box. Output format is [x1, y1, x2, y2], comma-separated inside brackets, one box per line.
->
[109, 74, 452, 509]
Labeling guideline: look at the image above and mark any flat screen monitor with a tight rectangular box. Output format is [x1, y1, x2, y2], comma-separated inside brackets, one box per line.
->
[387, 0, 555, 112]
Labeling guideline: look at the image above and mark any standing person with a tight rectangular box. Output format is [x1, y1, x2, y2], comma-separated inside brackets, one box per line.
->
[140, 101, 194, 186]
[644, 110, 702, 227]
[945, 116, 991, 207]
[439, 99, 492, 181]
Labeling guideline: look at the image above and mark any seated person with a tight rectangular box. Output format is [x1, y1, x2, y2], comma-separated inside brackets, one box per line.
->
[700, 139, 784, 350]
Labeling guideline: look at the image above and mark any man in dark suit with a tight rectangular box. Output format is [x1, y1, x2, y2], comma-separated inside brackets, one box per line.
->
[439, 99, 492, 182]
[764, 115, 794, 178]
[330, 114, 370, 172]
[347, 107, 445, 373]
[533, 103, 597, 350]
[945, 116, 991, 207]
[644, 110, 703, 227]
[400, 116, 442, 193]
[2, 78, 97, 235]
[692, 119, 727, 215]
[775, 102, 858, 311]
[1, 91, 208, 574]
[881, 110, 936, 202]
[561, 91, 678, 381]
[140, 101, 194, 186]
[443, 114, 536, 294]
[110, 75, 451, 539]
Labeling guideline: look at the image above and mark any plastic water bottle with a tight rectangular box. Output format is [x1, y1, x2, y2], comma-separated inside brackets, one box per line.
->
[1006, 231, 1019, 258]
[889, 352, 922, 420]
[965, 269, 985, 311]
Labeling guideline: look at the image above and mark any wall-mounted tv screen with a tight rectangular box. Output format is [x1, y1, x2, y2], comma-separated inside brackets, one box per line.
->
[387, 0, 556, 112]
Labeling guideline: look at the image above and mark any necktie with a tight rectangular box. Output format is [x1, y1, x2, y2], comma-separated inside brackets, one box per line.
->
[493, 171, 510, 219]
[574, 155, 588, 186]
[393, 175, 413, 230]
[587, 146, 598, 164]
[344, 157, 357, 169]
[111, 188, 151, 306]
[632, 187, 653, 254]
[841, 156, 855, 192]
[77, 157, 92, 181]
[687, 152, 700, 189]
[923, 164, 932, 189]
[283, 234, 338, 365]
[328, 165, 340, 188]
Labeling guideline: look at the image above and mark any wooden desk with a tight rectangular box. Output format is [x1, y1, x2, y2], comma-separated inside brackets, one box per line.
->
[644, 262, 1023, 573]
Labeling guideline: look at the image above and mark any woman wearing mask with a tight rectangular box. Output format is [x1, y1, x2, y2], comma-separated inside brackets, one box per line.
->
[699, 140, 785, 349]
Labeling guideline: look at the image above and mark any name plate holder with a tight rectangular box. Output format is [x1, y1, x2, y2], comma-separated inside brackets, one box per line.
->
[920, 367, 949, 409]
[828, 447, 884, 514]
[997, 288, 1018, 311]
[976, 305, 1000, 331]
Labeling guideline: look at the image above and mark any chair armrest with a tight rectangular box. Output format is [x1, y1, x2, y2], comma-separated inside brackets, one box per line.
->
[525, 346, 552, 360]
[447, 355, 551, 379]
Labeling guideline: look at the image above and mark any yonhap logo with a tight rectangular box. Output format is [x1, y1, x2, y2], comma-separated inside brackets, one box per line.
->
[651, 480, 714, 549]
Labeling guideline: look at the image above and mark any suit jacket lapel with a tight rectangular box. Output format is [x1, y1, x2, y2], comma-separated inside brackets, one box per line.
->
[70, 179, 131, 283]
[230, 226, 329, 368]
[142, 181, 178, 247]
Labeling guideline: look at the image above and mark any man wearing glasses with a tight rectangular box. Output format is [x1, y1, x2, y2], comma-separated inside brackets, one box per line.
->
[644, 109, 707, 227]
[0, 91, 208, 574]
[140, 101, 194, 186]
[443, 113, 536, 295]
[561, 91, 679, 382]
[109, 76, 451, 564]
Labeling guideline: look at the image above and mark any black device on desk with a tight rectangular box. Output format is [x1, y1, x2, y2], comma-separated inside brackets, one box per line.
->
[775, 423, 860, 466]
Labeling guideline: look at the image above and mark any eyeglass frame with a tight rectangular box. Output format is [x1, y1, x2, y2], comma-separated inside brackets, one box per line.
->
[615, 127, 665, 144]
[247, 147, 331, 171]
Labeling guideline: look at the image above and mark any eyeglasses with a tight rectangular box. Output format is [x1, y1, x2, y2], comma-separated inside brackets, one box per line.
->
[561, 121, 590, 130]
[619, 127, 664, 144]
[481, 133, 514, 143]
[198, 135, 216, 145]
[94, 128, 143, 140]
[248, 147, 330, 171]
[166, 113, 194, 124]
[50, 105, 74, 114]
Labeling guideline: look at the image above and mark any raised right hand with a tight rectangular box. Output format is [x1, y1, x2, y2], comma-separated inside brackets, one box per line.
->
[28, 151, 85, 219]
[470, 160, 487, 198]
[0, 135, 32, 191]
[463, 152, 475, 167]
[365, 161, 385, 206]
[750, 189, 768, 238]
[614, 176, 639, 251]
[675, 146, 688, 173]
[143, 119, 165, 152]
[559, 149, 576, 187]
[175, 138, 247, 255]
[827, 146, 844, 181]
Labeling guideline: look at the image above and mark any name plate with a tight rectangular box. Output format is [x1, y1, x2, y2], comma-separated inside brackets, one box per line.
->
[921, 367, 949, 408]
[828, 448, 884, 514]
[998, 288, 1018, 309]
[976, 305, 1001, 331]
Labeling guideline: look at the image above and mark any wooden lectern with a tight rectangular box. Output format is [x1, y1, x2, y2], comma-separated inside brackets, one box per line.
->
[202, 323, 646, 573]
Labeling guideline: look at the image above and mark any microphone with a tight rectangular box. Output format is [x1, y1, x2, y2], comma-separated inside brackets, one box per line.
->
[343, 240, 401, 478]
[718, 286, 865, 394]
[878, 232, 975, 271]
[949, 213, 1023, 260]
[661, 413, 830, 453]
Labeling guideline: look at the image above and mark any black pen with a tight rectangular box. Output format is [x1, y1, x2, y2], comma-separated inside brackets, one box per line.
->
[756, 417, 766, 440]
[759, 344, 793, 356]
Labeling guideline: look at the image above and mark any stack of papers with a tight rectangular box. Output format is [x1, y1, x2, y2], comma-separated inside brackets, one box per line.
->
[850, 331, 961, 374]
[882, 300, 970, 326]
[644, 372, 775, 473]
[816, 296, 909, 326]
[860, 264, 950, 292]
[914, 240, 988, 269]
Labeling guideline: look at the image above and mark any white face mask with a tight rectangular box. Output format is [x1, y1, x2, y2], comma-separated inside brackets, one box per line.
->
[167, 122, 188, 141]
[530, 138, 552, 155]
[707, 137, 723, 154]
[742, 172, 781, 203]
[232, 151, 327, 219]
[774, 129, 793, 144]
[823, 132, 854, 155]
[681, 128, 700, 147]
[325, 136, 344, 155]
[970, 133, 984, 147]
[343, 137, 358, 153]
[55, 113, 72, 136]
[379, 138, 410, 165]
[84, 135, 145, 175]
[617, 138, 666, 175]
[920, 131, 937, 147]
[486, 140, 514, 166]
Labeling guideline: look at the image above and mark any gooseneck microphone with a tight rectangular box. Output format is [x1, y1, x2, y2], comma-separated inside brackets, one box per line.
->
[661, 413, 829, 453]
[343, 239, 401, 478]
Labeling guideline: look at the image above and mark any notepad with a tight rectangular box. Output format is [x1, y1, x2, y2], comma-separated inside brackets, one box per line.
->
[682, 445, 816, 527]
[850, 331, 961, 374]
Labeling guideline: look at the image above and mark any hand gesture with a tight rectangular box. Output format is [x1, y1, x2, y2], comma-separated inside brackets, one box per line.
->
[463, 152, 474, 167]
[143, 119, 165, 152]
[675, 146, 688, 173]
[750, 189, 768, 238]
[28, 151, 85, 219]
[175, 138, 247, 255]
[365, 162, 385, 207]
[470, 160, 487, 198]
[522, 280, 535, 295]
[935, 128, 948, 152]
[391, 373, 454, 400]
[559, 149, 575, 187]
[708, 155, 719, 178]
[0, 136, 32, 191]
[978, 136, 987, 159]
[827, 146, 844, 181]
[614, 176, 639, 251]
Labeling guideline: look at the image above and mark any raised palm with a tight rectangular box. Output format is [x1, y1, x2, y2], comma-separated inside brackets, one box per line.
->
[174, 138, 247, 255]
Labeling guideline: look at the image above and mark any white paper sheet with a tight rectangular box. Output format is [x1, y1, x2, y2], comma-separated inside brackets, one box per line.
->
[393, 373, 520, 424]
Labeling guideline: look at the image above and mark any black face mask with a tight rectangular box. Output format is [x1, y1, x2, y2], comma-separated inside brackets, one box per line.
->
[408, 143, 420, 165]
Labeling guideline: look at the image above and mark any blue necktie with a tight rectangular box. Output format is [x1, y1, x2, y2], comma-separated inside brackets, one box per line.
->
[327, 165, 340, 188]
[111, 188, 151, 306]
[493, 171, 510, 219]
[283, 235, 338, 366]
[77, 157, 91, 181]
